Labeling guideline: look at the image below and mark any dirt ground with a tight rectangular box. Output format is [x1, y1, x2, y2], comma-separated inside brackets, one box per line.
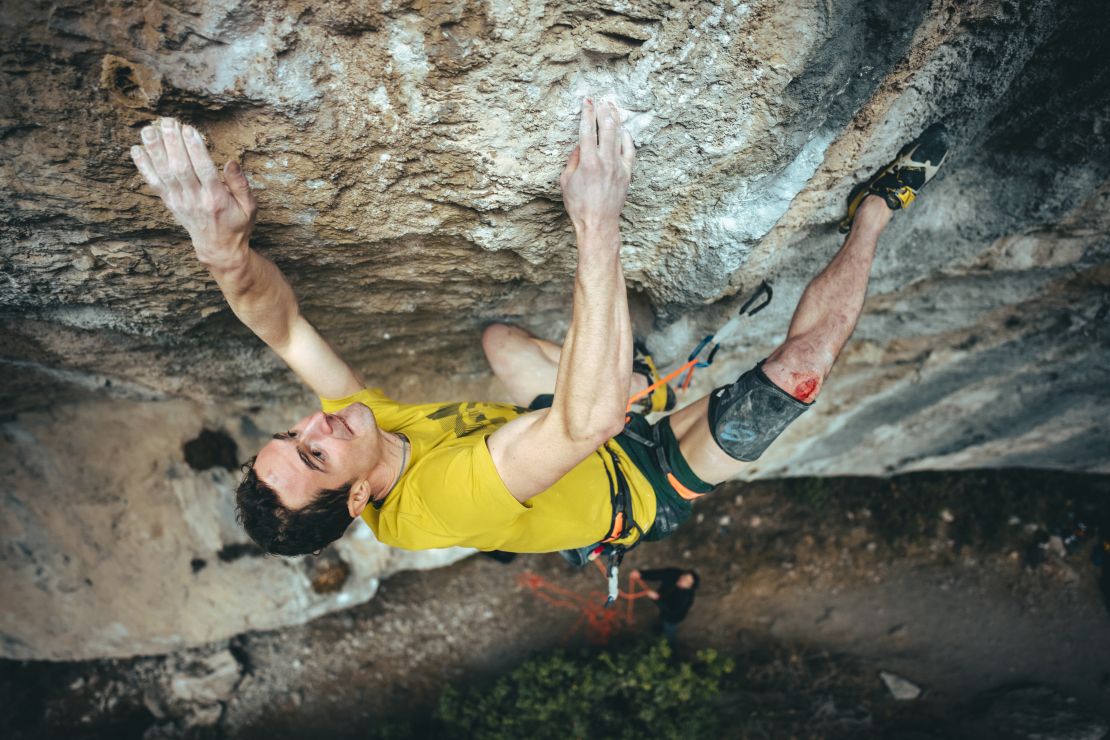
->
[2, 469, 1109, 739]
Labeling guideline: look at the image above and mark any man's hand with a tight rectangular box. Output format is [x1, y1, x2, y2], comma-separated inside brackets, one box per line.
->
[130, 117, 362, 398]
[130, 117, 256, 271]
[559, 99, 635, 238]
[629, 570, 659, 599]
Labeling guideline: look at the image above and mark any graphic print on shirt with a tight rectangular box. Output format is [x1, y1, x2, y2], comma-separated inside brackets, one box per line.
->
[424, 401, 524, 438]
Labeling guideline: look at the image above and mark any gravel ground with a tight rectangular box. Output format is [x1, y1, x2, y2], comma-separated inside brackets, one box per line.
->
[2, 469, 1108, 739]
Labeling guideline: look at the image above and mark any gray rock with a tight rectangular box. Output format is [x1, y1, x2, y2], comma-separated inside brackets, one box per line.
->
[167, 650, 241, 706]
[183, 703, 223, 729]
[880, 670, 923, 701]
[1, 0, 1109, 658]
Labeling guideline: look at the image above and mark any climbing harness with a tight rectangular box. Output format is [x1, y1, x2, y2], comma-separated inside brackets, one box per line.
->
[578, 281, 776, 607]
[562, 439, 665, 606]
[592, 442, 645, 606]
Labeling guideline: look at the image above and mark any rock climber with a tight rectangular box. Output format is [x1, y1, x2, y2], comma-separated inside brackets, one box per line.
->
[128, 102, 949, 561]
[629, 567, 700, 643]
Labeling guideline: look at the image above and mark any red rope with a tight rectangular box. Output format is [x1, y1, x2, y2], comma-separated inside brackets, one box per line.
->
[590, 558, 652, 601]
[518, 566, 653, 644]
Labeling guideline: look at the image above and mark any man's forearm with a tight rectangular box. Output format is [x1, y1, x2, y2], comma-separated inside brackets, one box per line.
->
[550, 224, 632, 442]
[207, 246, 299, 348]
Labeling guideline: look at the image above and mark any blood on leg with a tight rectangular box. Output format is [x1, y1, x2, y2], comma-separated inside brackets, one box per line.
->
[762, 343, 830, 405]
[785, 372, 821, 403]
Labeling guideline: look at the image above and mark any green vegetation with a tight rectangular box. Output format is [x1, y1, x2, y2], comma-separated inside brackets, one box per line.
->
[435, 639, 733, 740]
[370, 639, 733, 740]
[367, 635, 887, 740]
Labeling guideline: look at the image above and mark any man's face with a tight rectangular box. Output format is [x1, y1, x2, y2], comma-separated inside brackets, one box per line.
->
[253, 403, 380, 510]
[677, 573, 696, 589]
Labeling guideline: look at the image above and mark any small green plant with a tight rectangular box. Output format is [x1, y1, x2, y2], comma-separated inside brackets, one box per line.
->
[433, 639, 734, 740]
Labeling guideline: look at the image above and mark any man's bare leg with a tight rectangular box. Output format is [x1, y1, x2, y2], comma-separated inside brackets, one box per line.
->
[482, 323, 647, 407]
[481, 324, 564, 406]
[668, 194, 893, 484]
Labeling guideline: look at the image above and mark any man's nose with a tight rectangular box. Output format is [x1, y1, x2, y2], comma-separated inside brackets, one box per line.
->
[306, 411, 333, 437]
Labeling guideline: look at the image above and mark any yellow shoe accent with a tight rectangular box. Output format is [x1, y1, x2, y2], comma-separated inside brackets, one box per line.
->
[839, 185, 871, 233]
[894, 185, 917, 208]
[846, 189, 866, 221]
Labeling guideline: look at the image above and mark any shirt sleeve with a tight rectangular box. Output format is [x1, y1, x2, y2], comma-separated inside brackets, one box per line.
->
[319, 388, 412, 431]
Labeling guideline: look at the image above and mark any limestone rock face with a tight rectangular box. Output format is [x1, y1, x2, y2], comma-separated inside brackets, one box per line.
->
[2, 0, 1108, 659]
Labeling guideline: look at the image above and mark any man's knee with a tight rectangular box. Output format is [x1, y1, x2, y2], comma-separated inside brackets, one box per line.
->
[482, 323, 550, 383]
[481, 323, 522, 365]
[707, 363, 814, 462]
[763, 341, 832, 404]
[481, 322, 507, 352]
[763, 366, 823, 404]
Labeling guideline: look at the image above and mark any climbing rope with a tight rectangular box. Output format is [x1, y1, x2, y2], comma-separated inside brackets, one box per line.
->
[518, 563, 654, 643]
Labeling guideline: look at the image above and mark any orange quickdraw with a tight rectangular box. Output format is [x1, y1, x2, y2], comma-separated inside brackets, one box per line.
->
[625, 280, 773, 413]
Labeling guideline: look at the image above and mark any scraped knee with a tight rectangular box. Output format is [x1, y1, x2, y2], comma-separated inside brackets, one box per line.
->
[777, 369, 822, 403]
[763, 342, 831, 403]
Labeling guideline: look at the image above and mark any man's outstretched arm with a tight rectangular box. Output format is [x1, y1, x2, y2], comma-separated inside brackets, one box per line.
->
[488, 99, 635, 501]
[130, 118, 362, 400]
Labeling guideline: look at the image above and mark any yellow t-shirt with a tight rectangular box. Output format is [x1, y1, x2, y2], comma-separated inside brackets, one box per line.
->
[319, 388, 656, 553]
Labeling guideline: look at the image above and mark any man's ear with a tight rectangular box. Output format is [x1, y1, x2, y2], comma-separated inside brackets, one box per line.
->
[348, 480, 371, 518]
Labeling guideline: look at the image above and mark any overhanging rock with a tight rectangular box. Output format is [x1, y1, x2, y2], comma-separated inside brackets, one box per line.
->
[1, 0, 1108, 659]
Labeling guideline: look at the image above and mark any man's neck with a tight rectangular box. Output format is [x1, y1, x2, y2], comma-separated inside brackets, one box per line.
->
[370, 430, 409, 503]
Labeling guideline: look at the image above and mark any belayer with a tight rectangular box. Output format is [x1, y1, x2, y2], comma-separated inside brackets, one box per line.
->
[129, 100, 949, 571]
[630, 567, 700, 643]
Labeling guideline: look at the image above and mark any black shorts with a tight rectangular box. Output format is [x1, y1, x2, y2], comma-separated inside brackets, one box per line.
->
[528, 395, 714, 542]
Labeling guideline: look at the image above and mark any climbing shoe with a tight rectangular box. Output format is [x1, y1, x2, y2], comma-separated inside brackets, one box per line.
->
[632, 339, 676, 414]
[838, 122, 951, 233]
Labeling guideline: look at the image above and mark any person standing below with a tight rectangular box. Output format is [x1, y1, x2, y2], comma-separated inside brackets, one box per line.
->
[631, 568, 700, 643]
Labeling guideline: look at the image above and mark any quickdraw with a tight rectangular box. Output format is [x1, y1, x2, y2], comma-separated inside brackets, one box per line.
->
[625, 280, 773, 411]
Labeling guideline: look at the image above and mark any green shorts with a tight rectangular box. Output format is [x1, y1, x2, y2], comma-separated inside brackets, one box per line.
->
[614, 413, 715, 541]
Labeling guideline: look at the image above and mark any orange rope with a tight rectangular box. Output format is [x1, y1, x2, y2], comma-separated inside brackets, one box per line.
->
[590, 559, 655, 623]
[625, 358, 699, 412]
[518, 566, 654, 644]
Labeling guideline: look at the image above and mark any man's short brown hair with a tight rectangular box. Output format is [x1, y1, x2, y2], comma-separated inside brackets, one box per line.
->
[235, 459, 355, 556]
